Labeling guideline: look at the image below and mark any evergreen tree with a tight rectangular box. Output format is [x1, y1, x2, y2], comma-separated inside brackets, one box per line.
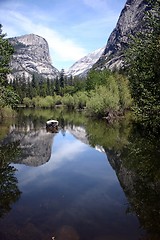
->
[31, 74, 38, 97]
[125, 0, 160, 118]
[0, 24, 19, 108]
[59, 69, 65, 92]
[55, 76, 60, 95]
[46, 78, 51, 95]
[50, 80, 55, 96]
[0, 24, 14, 86]
[68, 75, 73, 86]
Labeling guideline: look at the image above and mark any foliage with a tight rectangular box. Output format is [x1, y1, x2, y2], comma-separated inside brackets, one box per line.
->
[11, 75, 55, 101]
[0, 24, 14, 86]
[85, 69, 111, 91]
[74, 91, 88, 109]
[21, 69, 132, 119]
[0, 24, 19, 109]
[61, 73, 131, 117]
[73, 76, 86, 92]
[116, 74, 133, 110]
[63, 85, 75, 95]
[0, 86, 19, 108]
[86, 85, 119, 117]
[62, 91, 89, 110]
[54, 95, 62, 105]
[59, 69, 65, 89]
[125, 0, 160, 119]
[23, 97, 32, 108]
[85, 72, 132, 117]
[23, 95, 62, 108]
[62, 94, 75, 109]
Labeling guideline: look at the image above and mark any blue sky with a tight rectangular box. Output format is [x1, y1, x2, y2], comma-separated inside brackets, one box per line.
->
[0, 0, 126, 70]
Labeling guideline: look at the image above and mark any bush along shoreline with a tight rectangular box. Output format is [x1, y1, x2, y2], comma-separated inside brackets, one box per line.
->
[21, 70, 133, 122]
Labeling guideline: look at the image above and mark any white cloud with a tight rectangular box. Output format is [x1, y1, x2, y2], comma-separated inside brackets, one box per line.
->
[37, 27, 87, 61]
[0, 3, 87, 69]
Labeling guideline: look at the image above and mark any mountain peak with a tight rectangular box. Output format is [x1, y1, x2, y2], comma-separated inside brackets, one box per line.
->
[8, 34, 59, 81]
[95, 0, 149, 70]
[66, 47, 105, 77]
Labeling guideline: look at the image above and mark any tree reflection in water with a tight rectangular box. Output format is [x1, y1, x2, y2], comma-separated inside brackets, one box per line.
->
[88, 118, 160, 240]
[0, 142, 21, 218]
[120, 124, 160, 239]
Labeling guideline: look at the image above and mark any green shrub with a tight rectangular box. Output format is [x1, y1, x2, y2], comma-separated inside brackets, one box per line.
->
[23, 97, 32, 107]
[54, 95, 62, 105]
[86, 84, 120, 117]
[116, 74, 133, 110]
[32, 96, 41, 108]
[86, 69, 111, 90]
[74, 91, 88, 109]
[62, 94, 75, 109]
[44, 96, 55, 108]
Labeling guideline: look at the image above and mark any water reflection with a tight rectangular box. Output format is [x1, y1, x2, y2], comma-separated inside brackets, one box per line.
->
[0, 142, 21, 218]
[1, 126, 56, 167]
[0, 109, 159, 239]
[2, 130, 137, 240]
[119, 125, 160, 239]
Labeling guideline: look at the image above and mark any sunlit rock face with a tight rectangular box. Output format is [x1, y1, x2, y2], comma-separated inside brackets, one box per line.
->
[8, 34, 59, 81]
[65, 47, 105, 78]
[95, 0, 149, 70]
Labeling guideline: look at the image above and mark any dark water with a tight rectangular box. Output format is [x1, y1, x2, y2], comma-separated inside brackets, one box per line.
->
[0, 109, 160, 240]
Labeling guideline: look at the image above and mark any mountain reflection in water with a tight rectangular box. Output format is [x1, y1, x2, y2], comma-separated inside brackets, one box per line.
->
[0, 109, 159, 240]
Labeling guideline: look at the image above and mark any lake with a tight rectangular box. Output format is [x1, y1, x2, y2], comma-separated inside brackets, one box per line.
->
[0, 108, 160, 240]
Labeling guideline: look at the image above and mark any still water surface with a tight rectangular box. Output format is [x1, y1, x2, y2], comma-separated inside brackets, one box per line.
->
[0, 109, 159, 240]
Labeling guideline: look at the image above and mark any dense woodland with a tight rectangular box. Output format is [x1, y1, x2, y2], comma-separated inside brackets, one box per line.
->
[0, 0, 160, 125]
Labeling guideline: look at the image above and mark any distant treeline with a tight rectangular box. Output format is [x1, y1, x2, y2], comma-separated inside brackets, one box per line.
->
[9, 70, 86, 100]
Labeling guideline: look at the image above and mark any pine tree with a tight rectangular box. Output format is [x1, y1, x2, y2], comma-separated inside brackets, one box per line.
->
[125, 0, 160, 118]
[55, 77, 60, 95]
[0, 24, 19, 108]
[59, 69, 64, 88]
[0, 24, 14, 86]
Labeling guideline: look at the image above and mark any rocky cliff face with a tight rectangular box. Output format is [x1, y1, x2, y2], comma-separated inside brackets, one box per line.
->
[66, 47, 105, 77]
[8, 34, 59, 81]
[66, 0, 149, 76]
[95, 0, 149, 70]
